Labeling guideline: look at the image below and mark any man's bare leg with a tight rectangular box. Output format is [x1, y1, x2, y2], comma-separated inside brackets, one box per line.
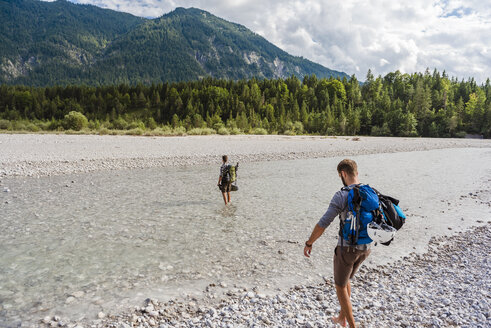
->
[334, 283, 356, 327]
[332, 281, 351, 326]
[221, 192, 228, 205]
[227, 192, 231, 203]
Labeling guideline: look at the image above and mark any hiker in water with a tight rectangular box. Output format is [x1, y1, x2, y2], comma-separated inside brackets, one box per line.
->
[217, 155, 236, 205]
[304, 159, 371, 328]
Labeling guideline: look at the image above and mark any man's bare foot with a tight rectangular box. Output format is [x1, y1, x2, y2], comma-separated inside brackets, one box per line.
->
[332, 316, 347, 327]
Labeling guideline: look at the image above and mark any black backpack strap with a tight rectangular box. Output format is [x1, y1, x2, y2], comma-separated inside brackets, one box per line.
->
[373, 187, 400, 206]
[350, 186, 362, 245]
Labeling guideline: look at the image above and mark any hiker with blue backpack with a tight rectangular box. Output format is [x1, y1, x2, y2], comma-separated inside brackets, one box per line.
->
[304, 159, 406, 328]
[217, 155, 239, 205]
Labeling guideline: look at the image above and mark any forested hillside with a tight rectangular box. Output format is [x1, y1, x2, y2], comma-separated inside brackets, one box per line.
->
[0, 0, 347, 85]
[0, 0, 145, 85]
[1, 70, 490, 138]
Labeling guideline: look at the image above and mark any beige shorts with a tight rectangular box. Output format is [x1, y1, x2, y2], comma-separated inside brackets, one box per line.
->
[333, 246, 370, 287]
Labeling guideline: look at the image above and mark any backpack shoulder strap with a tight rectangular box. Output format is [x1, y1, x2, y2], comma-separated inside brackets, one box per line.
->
[341, 183, 362, 191]
[348, 185, 362, 211]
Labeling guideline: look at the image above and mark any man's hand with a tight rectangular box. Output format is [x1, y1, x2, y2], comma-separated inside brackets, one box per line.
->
[304, 224, 325, 258]
[304, 244, 312, 257]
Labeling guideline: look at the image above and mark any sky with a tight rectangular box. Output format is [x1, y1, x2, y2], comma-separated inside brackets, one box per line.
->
[44, 0, 490, 83]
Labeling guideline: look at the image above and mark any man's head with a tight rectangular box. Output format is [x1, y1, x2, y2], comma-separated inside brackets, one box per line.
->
[337, 159, 358, 186]
[222, 155, 228, 163]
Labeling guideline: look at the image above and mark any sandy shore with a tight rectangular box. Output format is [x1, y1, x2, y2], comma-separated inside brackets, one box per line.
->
[1, 134, 490, 177]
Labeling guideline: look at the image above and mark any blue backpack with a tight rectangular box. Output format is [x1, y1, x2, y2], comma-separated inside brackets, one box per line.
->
[340, 184, 380, 245]
[340, 184, 407, 246]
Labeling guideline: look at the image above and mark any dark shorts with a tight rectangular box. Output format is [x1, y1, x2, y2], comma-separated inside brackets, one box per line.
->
[220, 181, 231, 193]
[333, 246, 370, 287]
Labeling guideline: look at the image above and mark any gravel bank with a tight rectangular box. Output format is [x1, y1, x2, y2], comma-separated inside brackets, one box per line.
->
[41, 224, 490, 328]
[1, 134, 490, 177]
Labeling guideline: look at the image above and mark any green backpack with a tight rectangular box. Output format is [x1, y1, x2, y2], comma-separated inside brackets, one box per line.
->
[228, 165, 236, 183]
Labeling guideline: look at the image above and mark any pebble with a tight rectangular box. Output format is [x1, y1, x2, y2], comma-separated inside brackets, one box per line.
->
[65, 296, 76, 304]
[72, 291, 85, 298]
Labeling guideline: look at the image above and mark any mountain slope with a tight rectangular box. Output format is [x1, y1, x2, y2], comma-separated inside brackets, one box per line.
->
[0, 0, 349, 85]
[0, 0, 146, 85]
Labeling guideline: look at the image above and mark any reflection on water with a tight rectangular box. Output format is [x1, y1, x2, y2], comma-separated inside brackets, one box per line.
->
[0, 148, 490, 326]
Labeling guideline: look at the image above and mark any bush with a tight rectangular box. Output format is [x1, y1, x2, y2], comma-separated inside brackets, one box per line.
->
[293, 121, 304, 134]
[48, 120, 62, 131]
[217, 127, 230, 135]
[230, 127, 241, 135]
[371, 123, 391, 136]
[202, 128, 216, 135]
[213, 122, 225, 131]
[172, 126, 187, 136]
[98, 127, 110, 135]
[250, 127, 267, 135]
[187, 128, 202, 135]
[283, 130, 296, 136]
[112, 117, 128, 130]
[127, 121, 145, 130]
[402, 130, 419, 137]
[455, 131, 467, 138]
[187, 128, 216, 135]
[25, 122, 40, 132]
[88, 120, 101, 130]
[147, 117, 158, 130]
[65, 129, 82, 135]
[63, 111, 88, 131]
[11, 121, 27, 130]
[125, 128, 144, 136]
[35, 121, 51, 131]
[326, 127, 335, 136]
[0, 119, 10, 130]
[152, 126, 172, 136]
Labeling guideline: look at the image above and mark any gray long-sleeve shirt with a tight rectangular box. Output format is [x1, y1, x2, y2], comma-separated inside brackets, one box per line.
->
[318, 184, 371, 250]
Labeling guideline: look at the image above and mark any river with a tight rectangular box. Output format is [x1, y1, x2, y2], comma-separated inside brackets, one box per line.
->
[0, 147, 490, 326]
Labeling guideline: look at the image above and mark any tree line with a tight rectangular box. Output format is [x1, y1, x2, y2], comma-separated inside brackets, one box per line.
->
[0, 69, 490, 138]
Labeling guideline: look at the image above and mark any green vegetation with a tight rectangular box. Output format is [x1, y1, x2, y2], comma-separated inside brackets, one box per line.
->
[1, 70, 490, 138]
[63, 111, 88, 131]
[0, 0, 145, 86]
[0, 0, 347, 86]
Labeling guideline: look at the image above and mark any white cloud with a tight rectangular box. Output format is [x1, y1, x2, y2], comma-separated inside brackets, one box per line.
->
[50, 0, 490, 83]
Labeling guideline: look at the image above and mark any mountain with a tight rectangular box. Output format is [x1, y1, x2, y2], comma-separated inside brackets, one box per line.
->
[0, 0, 349, 86]
[0, 0, 145, 85]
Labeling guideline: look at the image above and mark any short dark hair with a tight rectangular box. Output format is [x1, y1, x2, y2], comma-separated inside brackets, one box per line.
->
[337, 159, 358, 177]
[222, 155, 228, 162]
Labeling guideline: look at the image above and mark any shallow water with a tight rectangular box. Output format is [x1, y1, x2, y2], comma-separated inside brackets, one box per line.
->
[0, 148, 490, 326]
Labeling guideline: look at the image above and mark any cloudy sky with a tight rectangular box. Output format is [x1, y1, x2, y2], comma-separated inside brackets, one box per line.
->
[47, 0, 490, 83]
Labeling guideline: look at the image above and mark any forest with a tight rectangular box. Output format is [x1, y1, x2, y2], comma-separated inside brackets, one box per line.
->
[0, 69, 490, 138]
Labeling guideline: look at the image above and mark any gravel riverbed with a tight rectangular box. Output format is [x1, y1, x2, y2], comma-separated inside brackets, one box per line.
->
[39, 224, 490, 328]
[1, 134, 490, 177]
[3, 134, 489, 328]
